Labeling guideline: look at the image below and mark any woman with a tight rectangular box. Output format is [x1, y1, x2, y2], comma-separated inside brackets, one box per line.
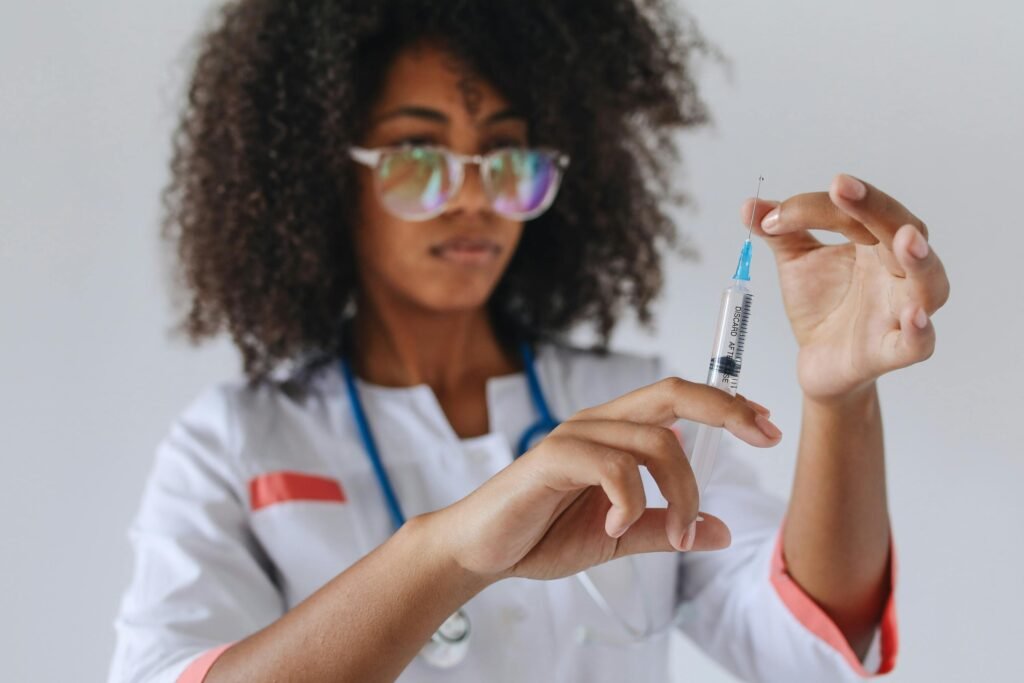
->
[110, 1, 949, 682]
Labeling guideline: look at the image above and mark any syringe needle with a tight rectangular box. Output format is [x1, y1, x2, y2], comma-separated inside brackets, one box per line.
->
[747, 175, 765, 240]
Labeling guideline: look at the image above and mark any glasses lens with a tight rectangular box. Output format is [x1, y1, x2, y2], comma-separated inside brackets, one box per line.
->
[375, 147, 456, 220]
[485, 149, 560, 219]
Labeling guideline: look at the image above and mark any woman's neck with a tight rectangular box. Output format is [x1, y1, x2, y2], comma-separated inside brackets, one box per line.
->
[350, 293, 521, 396]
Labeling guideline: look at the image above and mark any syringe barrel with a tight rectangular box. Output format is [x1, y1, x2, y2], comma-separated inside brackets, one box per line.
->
[689, 280, 753, 498]
[705, 281, 753, 392]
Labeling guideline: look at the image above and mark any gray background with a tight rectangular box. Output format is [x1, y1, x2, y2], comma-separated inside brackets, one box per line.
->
[2, 1, 1020, 680]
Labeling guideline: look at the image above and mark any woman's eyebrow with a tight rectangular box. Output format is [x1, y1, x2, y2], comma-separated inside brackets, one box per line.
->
[371, 105, 524, 127]
[372, 105, 447, 125]
[482, 108, 524, 126]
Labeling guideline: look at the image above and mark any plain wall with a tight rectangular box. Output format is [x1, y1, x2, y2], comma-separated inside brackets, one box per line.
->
[1, 1, 1020, 681]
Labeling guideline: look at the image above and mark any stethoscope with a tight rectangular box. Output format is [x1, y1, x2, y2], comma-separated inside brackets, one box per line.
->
[339, 342, 678, 668]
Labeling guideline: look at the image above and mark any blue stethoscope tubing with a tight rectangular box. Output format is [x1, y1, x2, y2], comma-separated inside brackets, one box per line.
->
[516, 343, 561, 457]
[339, 340, 559, 530]
[339, 340, 671, 648]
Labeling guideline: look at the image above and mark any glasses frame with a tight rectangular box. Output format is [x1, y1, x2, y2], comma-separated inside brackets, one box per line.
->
[349, 144, 571, 221]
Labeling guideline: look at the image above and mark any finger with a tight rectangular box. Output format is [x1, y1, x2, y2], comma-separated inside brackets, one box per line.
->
[615, 510, 731, 556]
[754, 192, 879, 246]
[828, 173, 927, 249]
[572, 378, 783, 448]
[890, 223, 950, 314]
[553, 420, 698, 550]
[879, 301, 937, 372]
[736, 393, 771, 417]
[533, 436, 648, 538]
[740, 197, 824, 261]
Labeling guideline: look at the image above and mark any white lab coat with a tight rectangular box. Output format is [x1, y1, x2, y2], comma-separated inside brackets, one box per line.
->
[109, 343, 897, 682]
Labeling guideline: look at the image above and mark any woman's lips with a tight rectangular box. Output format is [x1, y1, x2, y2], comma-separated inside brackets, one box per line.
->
[430, 237, 501, 266]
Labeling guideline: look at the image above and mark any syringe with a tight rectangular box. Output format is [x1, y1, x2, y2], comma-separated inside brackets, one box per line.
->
[688, 176, 762, 498]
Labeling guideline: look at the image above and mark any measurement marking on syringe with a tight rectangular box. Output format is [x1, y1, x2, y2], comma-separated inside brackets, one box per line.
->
[734, 294, 752, 360]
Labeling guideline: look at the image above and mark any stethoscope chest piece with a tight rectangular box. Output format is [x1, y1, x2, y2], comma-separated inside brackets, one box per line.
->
[419, 608, 471, 668]
[340, 341, 674, 662]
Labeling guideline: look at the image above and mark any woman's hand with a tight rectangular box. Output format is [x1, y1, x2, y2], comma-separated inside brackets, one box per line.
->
[743, 174, 950, 402]
[422, 377, 781, 583]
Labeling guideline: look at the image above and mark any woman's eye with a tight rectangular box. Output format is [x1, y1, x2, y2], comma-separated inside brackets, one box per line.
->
[485, 139, 524, 149]
[394, 137, 438, 147]
[388, 137, 528, 152]
[486, 139, 527, 152]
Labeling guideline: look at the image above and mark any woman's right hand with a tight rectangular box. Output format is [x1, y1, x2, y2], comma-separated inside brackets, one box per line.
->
[423, 377, 781, 583]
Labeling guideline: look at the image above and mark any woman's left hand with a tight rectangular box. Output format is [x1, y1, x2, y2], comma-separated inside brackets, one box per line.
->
[743, 174, 950, 401]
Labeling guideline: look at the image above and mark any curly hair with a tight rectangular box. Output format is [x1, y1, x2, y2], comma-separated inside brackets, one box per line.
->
[163, 0, 711, 385]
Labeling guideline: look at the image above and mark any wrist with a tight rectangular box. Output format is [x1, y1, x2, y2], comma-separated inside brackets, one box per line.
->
[399, 511, 497, 600]
[803, 381, 878, 414]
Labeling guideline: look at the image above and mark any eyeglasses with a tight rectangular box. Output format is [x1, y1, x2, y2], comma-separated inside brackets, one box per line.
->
[349, 144, 570, 222]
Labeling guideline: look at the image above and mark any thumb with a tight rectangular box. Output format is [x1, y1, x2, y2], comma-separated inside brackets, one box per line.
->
[740, 197, 822, 262]
[614, 509, 731, 556]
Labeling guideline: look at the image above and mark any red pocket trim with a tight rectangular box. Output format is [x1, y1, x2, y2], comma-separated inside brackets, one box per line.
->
[249, 471, 347, 511]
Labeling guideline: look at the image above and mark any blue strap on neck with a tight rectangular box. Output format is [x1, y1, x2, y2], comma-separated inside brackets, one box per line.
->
[339, 354, 406, 529]
[519, 342, 555, 426]
[340, 341, 556, 530]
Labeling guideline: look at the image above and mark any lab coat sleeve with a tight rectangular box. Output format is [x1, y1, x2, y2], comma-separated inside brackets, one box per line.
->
[108, 385, 284, 683]
[674, 440, 898, 683]
[646, 355, 898, 682]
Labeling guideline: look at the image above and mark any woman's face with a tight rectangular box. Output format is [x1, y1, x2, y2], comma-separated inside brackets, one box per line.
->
[353, 42, 527, 315]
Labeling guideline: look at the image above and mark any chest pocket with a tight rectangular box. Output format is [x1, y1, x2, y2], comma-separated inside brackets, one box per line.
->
[245, 465, 374, 607]
[246, 432, 515, 608]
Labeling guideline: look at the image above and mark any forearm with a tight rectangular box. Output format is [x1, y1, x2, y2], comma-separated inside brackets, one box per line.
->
[205, 512, 491, 683]
[783, 382, 892, 658]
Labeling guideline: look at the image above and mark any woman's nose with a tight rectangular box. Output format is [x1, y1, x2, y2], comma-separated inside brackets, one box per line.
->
[444, 161, 493, 217]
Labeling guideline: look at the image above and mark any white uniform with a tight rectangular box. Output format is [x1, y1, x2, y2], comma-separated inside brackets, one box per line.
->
[109, 343, 898, 683]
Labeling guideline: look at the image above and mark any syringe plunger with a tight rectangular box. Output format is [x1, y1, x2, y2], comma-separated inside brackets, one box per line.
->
[688, 277, 753, 497]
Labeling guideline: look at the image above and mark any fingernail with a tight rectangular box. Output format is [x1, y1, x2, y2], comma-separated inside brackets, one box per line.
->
[836, 174, 867, 201]
[755, 413, 782, 439]
[913, 308, 929, 329]
[696, 514, 705, 522]
[760, 208, 780, 232]
[747, 400, 771, 417]
[681, 521, 697, 551]
[908, 227, 929, 259]
[608, 517, 630, 538]
[607, 507, 630, 538]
